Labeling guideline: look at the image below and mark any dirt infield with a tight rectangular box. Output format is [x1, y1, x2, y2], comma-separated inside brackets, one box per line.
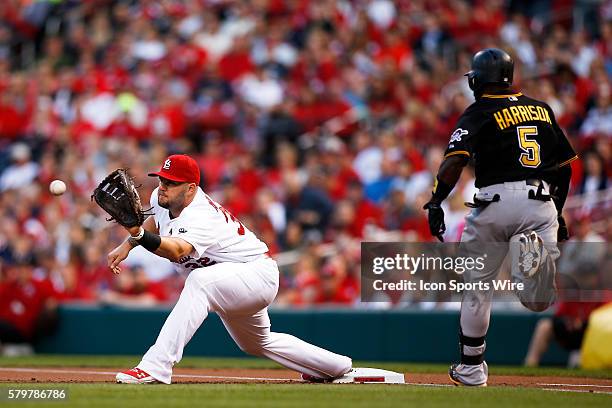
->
[0, 367, 611, 393]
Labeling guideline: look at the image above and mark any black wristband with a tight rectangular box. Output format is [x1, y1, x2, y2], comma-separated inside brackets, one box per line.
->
[432, 176, 453, 203]
[139, 230, 162, 252]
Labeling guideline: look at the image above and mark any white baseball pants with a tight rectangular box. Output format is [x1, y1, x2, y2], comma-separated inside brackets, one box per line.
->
[138, 256, 352, 384]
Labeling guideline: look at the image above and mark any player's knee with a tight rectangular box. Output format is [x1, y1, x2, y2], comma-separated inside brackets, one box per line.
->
[240, 345, 265, 357]
[235, 340, 266, 357]
[331, 357, 353, 377]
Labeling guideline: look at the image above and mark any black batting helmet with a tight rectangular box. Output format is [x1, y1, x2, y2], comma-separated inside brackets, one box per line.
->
[465, 48, 514, 92]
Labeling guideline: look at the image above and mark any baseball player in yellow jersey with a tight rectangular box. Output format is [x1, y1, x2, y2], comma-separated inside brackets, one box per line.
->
[423, 49, 576, 386]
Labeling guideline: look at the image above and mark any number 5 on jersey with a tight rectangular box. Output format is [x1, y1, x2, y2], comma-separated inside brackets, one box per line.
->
[517, 126, 541, 168]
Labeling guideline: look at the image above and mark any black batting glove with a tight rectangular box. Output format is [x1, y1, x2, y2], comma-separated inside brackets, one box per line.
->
[423, 201, 446, 242]
[557, 215, 569, 242]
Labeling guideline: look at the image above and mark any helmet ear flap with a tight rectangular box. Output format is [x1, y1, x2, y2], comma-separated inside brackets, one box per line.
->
[465, 71, 479, 91]
[468, 75, 477, 91]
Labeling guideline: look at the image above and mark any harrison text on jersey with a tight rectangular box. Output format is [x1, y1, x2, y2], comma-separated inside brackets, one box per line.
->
[492, 105, 552, 130]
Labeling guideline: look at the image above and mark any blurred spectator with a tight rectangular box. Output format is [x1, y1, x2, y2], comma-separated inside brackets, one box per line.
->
[0, 0, 610, 308]
[98, 265, 168, 307]
[314, 255, 359, 305]
[277, 252, 321, 306]
[254, 188, 286, 236]
[124, 245, 175, 282]
[238, 65, 283, 110]
[557, 215, 606, 295]
[524, 301, 604, 367]
[576, 150, 609, 211]
[0, 258, 58, 354]
[579, 84, 612, 138]
[0, 143, 39, 191]
[342, 180, 383, 238]
[260, 106, 302, 168]
[443, 192, 469, 242]
[285, 170, 334, 237]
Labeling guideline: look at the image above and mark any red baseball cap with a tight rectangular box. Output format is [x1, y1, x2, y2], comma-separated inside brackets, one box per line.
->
[148, 154, 200, 185]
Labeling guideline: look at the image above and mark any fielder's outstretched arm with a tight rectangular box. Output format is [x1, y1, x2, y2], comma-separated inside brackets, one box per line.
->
[108, 216, 158, 273]
[123, 217, 195, 263]
[148, 236, 194, 263]
[108, 216, 194, 271]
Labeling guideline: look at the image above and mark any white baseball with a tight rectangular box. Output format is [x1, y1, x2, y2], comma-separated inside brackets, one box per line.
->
[49, 179, 67, 196]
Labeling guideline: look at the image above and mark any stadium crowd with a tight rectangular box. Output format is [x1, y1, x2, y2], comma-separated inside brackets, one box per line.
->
[0, 0, 610, 334]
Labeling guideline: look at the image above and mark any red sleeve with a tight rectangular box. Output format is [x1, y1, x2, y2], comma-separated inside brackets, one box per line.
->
[555, 301, 605, 320]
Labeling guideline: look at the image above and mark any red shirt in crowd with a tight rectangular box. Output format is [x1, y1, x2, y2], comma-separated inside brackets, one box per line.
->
[555, 301, 606, 321]
[0, 277, 57, 338]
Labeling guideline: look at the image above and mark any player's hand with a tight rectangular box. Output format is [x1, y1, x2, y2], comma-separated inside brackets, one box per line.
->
[423, 201, 446, 242]
[108, 241, 131, 274]
[557, 215, 569, 242]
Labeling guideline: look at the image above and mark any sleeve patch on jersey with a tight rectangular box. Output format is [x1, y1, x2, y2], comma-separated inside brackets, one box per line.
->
[449, 128, 468, 143]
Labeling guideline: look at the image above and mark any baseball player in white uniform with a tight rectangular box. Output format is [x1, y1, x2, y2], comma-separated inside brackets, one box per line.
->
[109, 154, 352, 384]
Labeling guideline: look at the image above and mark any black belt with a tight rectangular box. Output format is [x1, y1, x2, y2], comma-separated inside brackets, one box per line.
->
[465, 194, 500, 208]
[526, 179, 552, 201]
[467, 179, 551, 208]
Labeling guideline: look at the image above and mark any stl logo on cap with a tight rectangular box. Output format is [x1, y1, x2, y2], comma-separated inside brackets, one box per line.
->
[148, 154, 201, 185]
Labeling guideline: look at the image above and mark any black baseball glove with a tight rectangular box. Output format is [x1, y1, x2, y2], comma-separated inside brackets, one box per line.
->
[91, 169, 148, 228]
[423, 201, 446, 242]
[557, 215, 569, 242]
